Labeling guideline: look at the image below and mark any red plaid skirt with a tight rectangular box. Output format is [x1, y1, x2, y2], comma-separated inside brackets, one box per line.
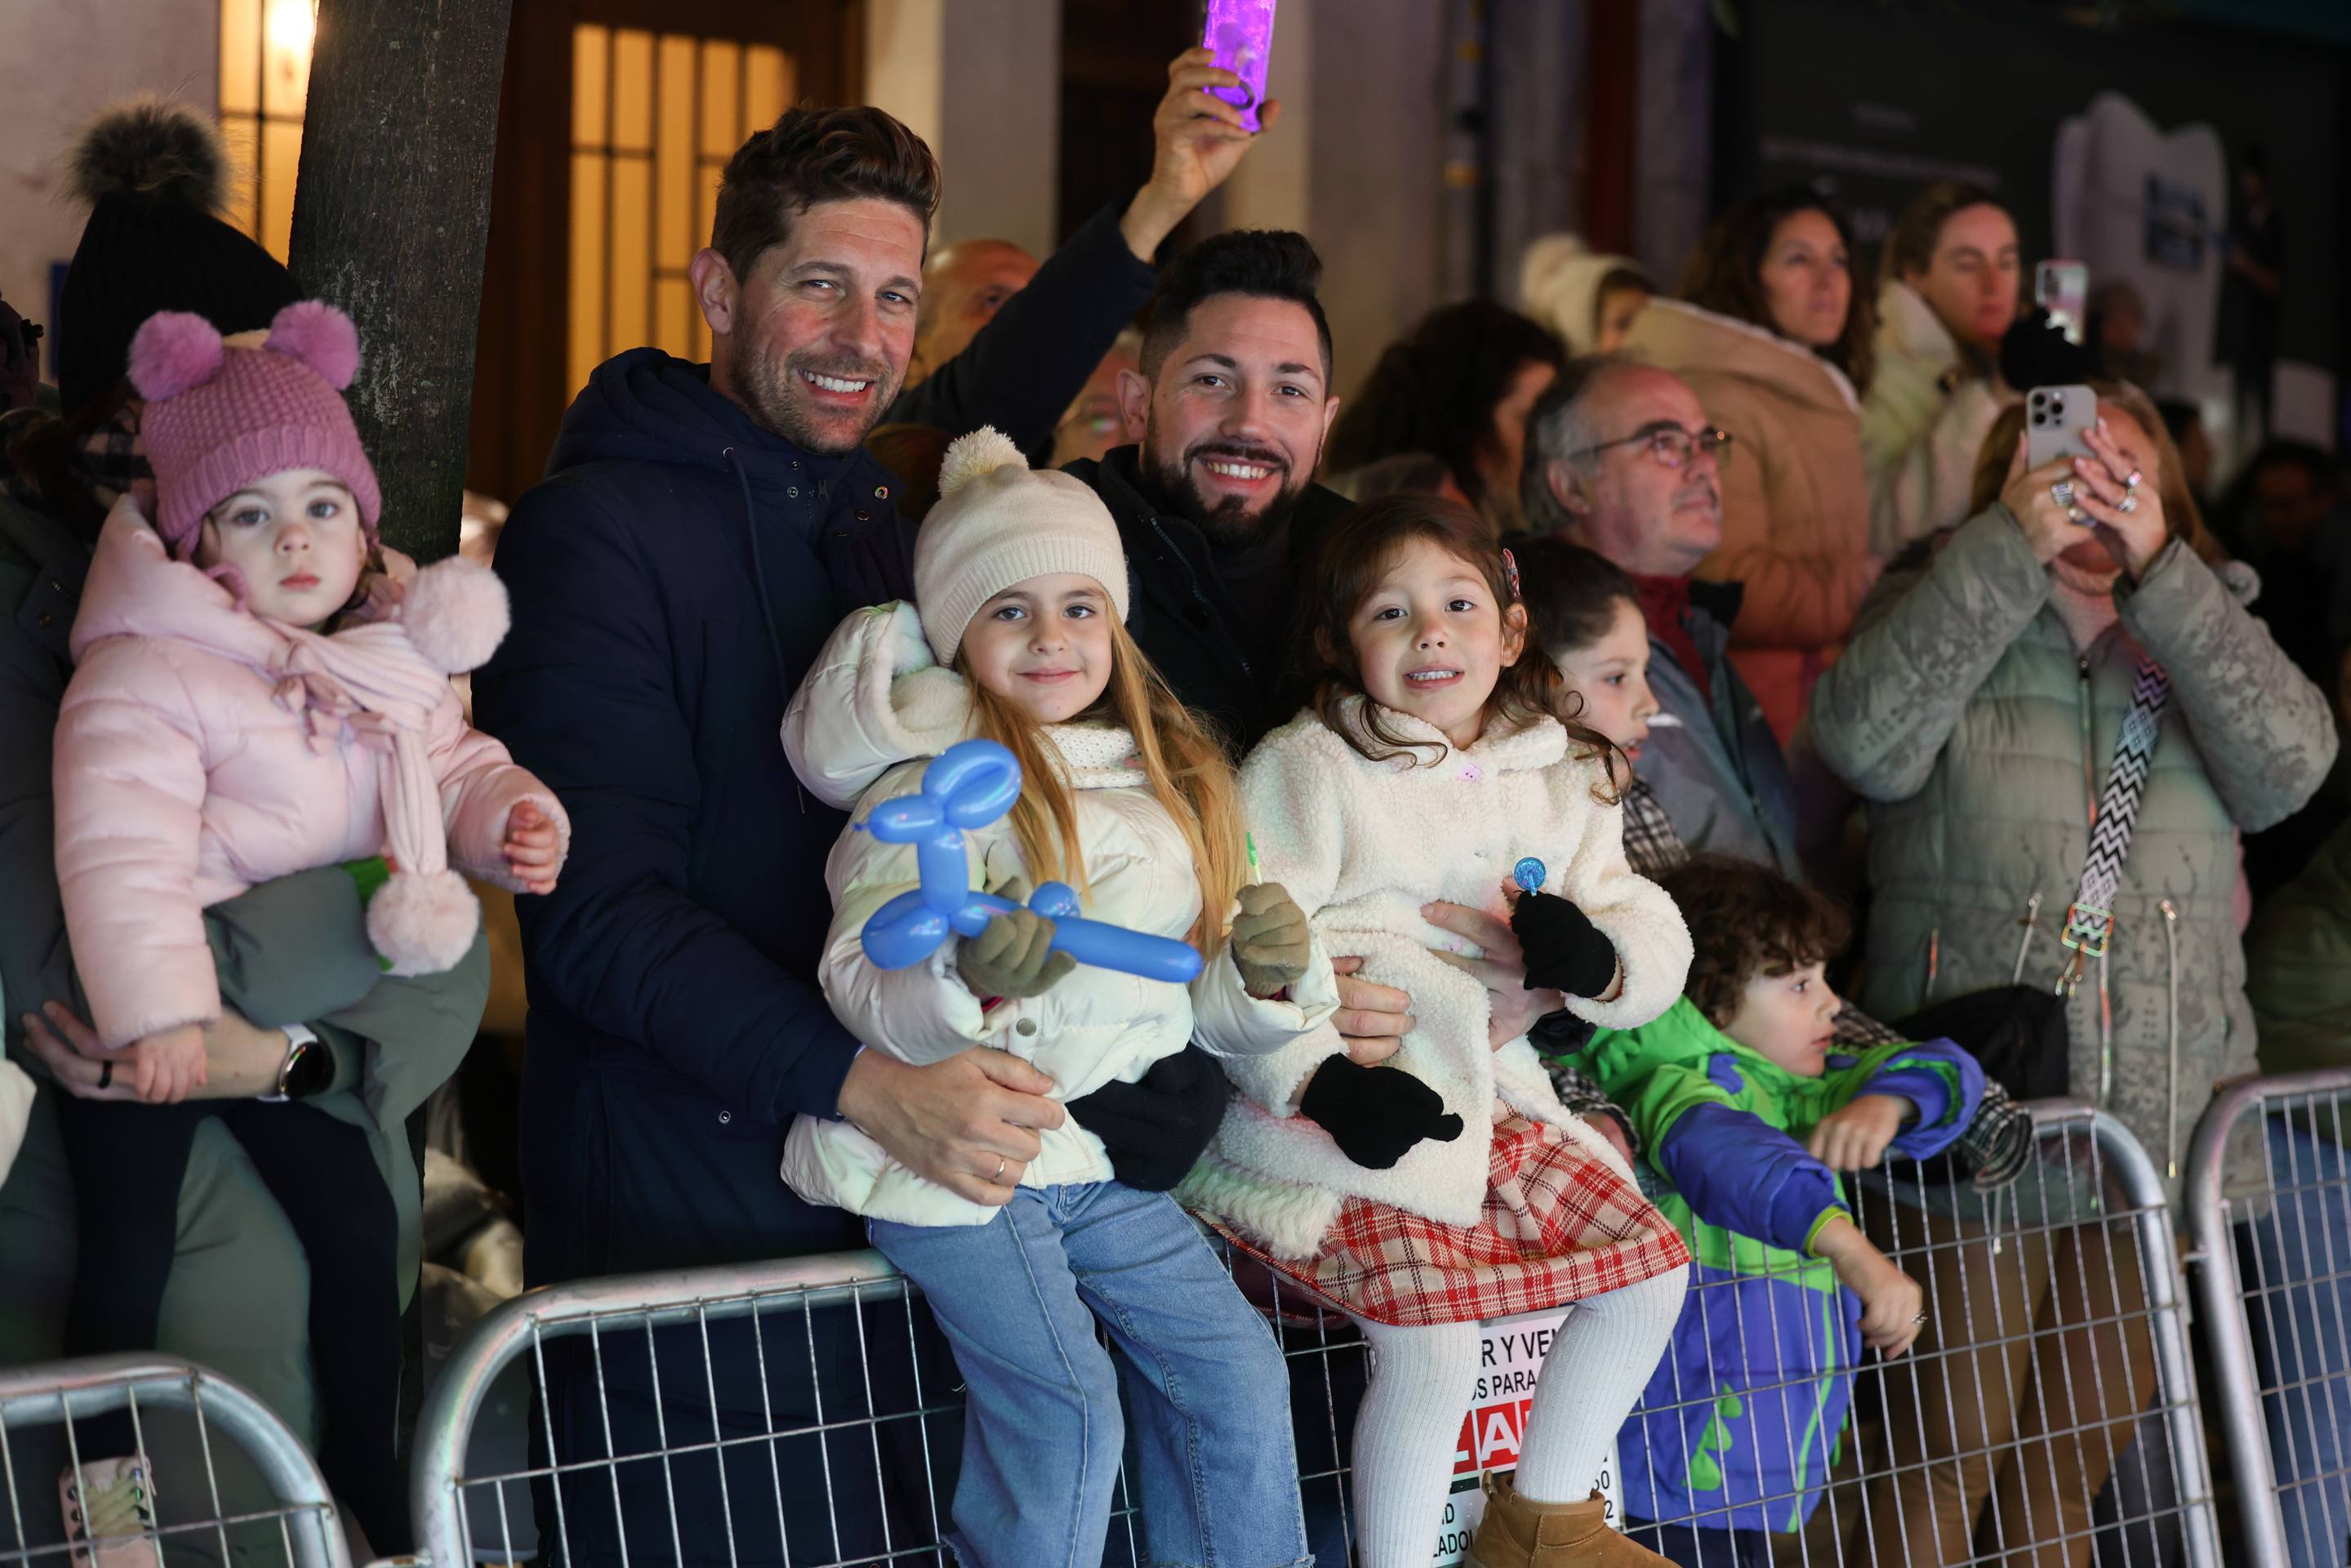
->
[1208, 1115, 1690, 1328]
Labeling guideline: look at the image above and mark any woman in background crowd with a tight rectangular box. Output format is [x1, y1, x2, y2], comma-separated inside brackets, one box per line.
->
[1325, 300, 1565, 532]
[1626, 185, 1877, 743]
[1810, 380, 2335, 1566]
[1862, 181, 2022, 557]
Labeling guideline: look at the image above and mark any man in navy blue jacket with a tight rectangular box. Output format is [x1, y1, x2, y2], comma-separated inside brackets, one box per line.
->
[474, 107, 1083, 1566]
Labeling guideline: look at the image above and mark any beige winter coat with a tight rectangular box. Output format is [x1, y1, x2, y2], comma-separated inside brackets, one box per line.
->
[1625, 300, 1878, 743]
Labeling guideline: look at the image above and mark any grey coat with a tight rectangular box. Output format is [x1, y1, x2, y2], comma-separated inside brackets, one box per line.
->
[1641, 580, 1804, 877]
[1810, 506, 2337, 1188]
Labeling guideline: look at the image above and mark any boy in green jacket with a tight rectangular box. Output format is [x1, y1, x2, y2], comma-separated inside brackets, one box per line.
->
[1580, 858, 1984, 1565]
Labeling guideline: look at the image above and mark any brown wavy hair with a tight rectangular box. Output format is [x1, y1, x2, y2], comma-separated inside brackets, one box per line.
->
[1293, 494, 1622, 796]
[1681, 185, 1875, 391]
[713, 106, 942, 283]
[1965, 378, 2225, 566]
[1659, 857, 1850, 1030]
[956, 612, 1246, 954]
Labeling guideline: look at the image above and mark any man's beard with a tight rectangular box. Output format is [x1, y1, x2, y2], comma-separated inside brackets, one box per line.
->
[738, 343, 902, 455]
[1139, 430, 1312, 548]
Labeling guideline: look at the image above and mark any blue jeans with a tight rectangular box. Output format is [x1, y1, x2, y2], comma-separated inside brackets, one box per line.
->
[2239, 1119, 2351, 1568]
[869, 1182, 1311, 1568]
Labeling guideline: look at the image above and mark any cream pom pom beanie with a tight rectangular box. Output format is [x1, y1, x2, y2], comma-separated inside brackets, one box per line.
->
[912, 425, 1132, 661]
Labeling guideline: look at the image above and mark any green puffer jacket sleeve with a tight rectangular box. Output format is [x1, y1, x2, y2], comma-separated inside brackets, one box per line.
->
[2246, 820, 2351, 1075]
[1808, 506, 2052, 801]
[207, 875, 491, 1297]
[2113, 540, 2339, 832]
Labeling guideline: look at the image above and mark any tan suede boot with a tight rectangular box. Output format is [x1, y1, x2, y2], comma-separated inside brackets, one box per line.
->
[1463, 1472, 1676, 1567]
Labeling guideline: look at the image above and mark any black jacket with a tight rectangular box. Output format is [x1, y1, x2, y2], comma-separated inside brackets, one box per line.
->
[883, 202, 1157, 461]
[1064, 445, 1354, 751]
[474, 350, 919, 1282]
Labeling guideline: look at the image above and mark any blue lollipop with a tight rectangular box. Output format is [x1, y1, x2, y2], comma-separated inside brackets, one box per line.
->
[1512, 856, 1547, 893]
[857, 738, 1205, 984]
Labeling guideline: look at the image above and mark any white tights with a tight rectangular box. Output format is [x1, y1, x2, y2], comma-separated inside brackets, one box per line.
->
[1347, 1263, 1689, 1567]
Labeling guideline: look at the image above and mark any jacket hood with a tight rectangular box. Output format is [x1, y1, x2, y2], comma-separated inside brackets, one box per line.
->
[546, 347, 844, 492]
[1875, 278, 1970, 370]
[70, 494, 290, 667]
[1630, 299, 1859, 418]
[1519, 234, 1651, 357]
[1587, 995, 1808, 1097]
[782, 601, 972, 809]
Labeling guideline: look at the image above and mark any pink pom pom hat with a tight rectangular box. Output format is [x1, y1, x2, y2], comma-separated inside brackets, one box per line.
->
[126, 300, 382, 559]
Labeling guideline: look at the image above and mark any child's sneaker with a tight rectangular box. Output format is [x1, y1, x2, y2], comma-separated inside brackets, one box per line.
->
[58, 1455, 161, 1568]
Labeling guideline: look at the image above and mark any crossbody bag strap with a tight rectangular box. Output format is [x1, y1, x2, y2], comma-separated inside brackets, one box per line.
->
[2058, 653, 2171, 987]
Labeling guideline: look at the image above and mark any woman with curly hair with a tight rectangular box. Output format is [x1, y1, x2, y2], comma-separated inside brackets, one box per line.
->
[1626, 185, 1878, 742]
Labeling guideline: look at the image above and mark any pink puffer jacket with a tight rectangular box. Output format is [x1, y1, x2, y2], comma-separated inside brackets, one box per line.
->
[54, 498, 567, 1049]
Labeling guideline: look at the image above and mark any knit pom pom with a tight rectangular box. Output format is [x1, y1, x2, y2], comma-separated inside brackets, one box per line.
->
[936, 426, 1026, 499]
[127, 311, 225, 402]
[367, 868, 482, 977]
[263, 301, 362, 390]
[399, 557, 510, 673]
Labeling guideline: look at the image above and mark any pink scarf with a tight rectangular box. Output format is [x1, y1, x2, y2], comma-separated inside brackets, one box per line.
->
[263, 608, 453, 885]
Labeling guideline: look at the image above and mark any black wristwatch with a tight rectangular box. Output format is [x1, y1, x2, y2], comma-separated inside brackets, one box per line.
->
[258, 1022, 332, 1102]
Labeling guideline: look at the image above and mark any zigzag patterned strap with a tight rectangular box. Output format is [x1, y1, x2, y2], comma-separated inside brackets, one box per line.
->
[2059, 653, 2171, 970]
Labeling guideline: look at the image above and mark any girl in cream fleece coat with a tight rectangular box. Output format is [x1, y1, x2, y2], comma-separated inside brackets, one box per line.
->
[1179, 496, 1694, 1568]
[781, 430, 1334, 1568]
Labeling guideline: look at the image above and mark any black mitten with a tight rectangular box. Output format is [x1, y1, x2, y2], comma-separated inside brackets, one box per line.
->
[1511, 891, 1617, 997]
[1298, 1056, 1464, 1170]
[1063, 1045, 1231, 1192]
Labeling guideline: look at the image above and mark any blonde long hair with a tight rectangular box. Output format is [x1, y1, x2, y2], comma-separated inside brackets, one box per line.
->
[958, 612, 1247, 954]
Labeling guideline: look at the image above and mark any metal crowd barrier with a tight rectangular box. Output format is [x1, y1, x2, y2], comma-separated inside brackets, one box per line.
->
[411, 1099, 2218, 1567]
[1620, 1098, 2217, 1567]
[2184, 1067, 2351, 1568]
[0, 1356, 346, 1568]
[409, 1245, 1368, 1568]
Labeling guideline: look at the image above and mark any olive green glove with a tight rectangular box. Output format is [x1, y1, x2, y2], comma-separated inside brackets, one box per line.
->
[957, 907, 1075, 1000]
[1230, 882, 1311, 998]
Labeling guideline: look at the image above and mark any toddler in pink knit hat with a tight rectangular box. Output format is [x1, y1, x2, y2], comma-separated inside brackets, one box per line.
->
[54, 299, 569, 1100]
[45, 301, 571, 1557]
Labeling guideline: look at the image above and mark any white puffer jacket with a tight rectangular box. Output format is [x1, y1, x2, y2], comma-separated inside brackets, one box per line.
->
[1180, 701, 1692, 1258]
[780, 604, 1339, 1227]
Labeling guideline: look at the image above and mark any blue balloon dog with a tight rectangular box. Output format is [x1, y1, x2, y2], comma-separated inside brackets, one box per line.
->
[857, 737, 1205, 984]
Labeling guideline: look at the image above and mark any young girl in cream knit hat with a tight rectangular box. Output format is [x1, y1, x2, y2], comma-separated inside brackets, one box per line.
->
[783, 426, 1329, 1566]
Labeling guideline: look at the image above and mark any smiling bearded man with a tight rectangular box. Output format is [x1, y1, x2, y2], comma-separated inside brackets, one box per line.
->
[1061, 229, 1348, 751]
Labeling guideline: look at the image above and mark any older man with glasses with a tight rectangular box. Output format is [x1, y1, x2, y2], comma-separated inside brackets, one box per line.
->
[1521, 357, 1802, 874]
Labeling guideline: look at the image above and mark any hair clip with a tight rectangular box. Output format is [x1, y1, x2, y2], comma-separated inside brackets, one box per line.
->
[1500, 546, 1523, 602]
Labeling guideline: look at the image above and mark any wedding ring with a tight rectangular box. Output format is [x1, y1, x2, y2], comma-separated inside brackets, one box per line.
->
[100, 1061, 114, 1090]
[993, 1154, 1008, 1182]
[2050, 480, 2076, 510]
[2118, 492, 2139, 514]
[2066, 504, 2086, 523]
[2125, 468, 2143, 490]
[1912, 1312, 1930, 1326]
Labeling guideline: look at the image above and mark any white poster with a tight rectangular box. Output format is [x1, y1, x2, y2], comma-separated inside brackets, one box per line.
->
[1429, 1307, 1623, 1564]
